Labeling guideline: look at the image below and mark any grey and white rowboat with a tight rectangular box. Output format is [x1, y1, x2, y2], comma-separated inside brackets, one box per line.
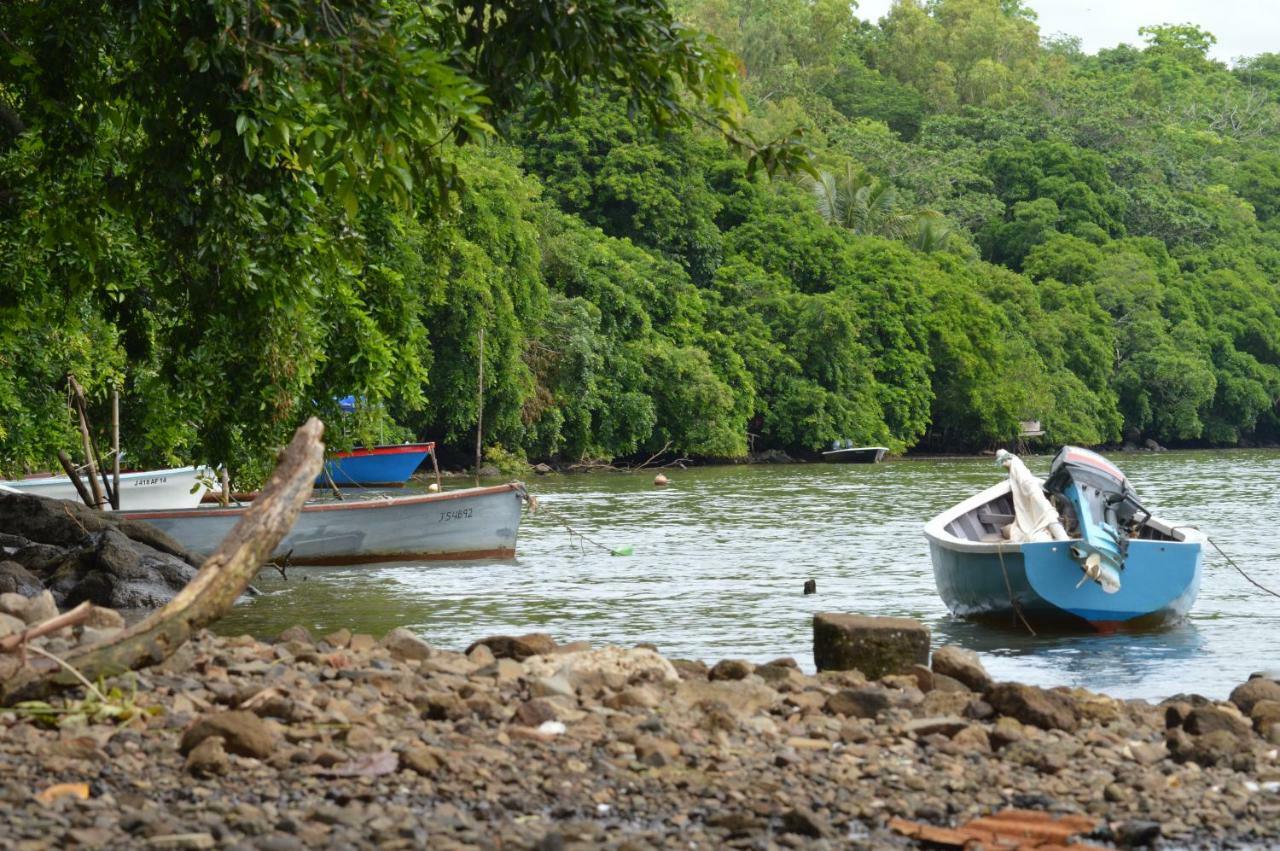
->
[126, 483, 528, 565]
[1, 466, 206, 511]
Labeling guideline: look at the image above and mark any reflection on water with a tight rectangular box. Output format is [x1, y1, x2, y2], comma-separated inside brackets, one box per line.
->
[218, 450, 1280, 700]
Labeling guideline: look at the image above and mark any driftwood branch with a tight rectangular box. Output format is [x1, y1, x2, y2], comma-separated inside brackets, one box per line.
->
[0, 602, 93, 652]
[1, 417, 325, 704]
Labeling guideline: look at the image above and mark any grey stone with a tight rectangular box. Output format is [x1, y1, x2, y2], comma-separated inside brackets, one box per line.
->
[825, 687, 891, 719]
[931, 645, 993, 692]
[708, 659, 753, 681]
[986, 682, 1079, 732]
[1229, 678, 1280, 715]
[380, 627, 433, 662]
[0, 560, 43, 596]
[180, 711, 278, 759]
[1184, 705, 1251, 740]
[466, 632, 556, 661]
[779, 807, 832, 838]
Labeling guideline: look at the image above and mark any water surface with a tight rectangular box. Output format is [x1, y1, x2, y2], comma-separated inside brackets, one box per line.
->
[218, 450, 1280, 700]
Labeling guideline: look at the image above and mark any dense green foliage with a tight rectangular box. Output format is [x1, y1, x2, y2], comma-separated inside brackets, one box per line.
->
[4, 0, 1280, 478]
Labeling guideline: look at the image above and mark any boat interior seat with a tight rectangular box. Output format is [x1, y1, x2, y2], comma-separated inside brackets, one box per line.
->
[977, 510, 1016, 527]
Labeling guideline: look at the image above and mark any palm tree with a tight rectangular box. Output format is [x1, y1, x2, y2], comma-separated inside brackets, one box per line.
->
[808, 165, 950, 249]
[909, 212, 954, 253]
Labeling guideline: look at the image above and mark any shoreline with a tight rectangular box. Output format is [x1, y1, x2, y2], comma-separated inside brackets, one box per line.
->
[417, 443, 1280, 481]
[3, 625, 1278, 849]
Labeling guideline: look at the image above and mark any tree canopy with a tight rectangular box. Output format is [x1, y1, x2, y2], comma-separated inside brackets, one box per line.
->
[4, 0, 1280, 478]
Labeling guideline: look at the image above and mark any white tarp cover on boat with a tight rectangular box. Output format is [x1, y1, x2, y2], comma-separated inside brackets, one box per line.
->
[995, 449, 1068, 543]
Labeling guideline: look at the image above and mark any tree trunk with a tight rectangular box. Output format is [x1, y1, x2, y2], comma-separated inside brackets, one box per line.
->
[1, 418, 325, 704]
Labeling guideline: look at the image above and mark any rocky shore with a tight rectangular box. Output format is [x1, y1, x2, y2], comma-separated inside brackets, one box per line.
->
[2, 617, 1279, 850]
[0, 490, 199, 611]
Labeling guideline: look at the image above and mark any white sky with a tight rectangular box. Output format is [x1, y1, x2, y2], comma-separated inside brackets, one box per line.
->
[853, 0, 1279, 64]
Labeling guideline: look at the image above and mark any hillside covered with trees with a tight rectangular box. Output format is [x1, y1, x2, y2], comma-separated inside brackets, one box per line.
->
[4, 0, 1280, 479]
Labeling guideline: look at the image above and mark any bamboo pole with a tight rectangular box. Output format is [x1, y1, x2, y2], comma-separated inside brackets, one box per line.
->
[430, 443, 442, 491]
[474, 327, 484, 487]
[67, 376, 106, 510]
[55, 451, 95, 508]
[110, 388, 120, 510]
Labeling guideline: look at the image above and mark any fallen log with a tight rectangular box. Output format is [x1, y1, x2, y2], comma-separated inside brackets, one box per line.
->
[0, 417, 325, 704]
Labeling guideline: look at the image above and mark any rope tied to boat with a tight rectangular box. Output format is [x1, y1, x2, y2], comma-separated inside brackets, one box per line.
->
[517, 485, 632, 557]
[1188, 530, 1280, 600]
[995, 541, 1037, 636]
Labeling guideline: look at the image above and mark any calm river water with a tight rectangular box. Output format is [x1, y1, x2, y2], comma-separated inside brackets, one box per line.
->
[218, 450, 1280, 700]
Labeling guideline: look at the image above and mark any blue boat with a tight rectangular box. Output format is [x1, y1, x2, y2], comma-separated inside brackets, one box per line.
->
[925, 447, 1203, 630]
[316, 443, 435, 488]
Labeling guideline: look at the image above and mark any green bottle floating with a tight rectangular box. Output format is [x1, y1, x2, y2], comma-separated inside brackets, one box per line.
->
[610, 545, 634, 557]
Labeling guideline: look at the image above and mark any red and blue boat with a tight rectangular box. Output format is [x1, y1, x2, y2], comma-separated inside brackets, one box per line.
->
[316, 443, 435, 488]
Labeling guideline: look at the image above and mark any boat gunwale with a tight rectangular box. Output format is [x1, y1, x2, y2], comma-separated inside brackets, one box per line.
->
[330, 443, 435, 459]
[821, 445, 889, 456]
[923, 477, 1203, 554]
[124, 482, 523, 521]
[4, 465, 201, 487]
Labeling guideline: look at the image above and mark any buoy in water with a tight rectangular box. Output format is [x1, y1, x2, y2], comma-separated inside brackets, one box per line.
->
[803, 579, 817, 595]
[653, 473, 669, 487]
[427, 482, 441, 493]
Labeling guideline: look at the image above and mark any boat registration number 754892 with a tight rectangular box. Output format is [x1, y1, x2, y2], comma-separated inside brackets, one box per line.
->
[439, 507, 473, 522]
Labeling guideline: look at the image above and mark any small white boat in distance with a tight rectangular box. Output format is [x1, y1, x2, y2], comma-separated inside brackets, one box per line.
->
[821, 442, 888, 463]
[0, 466, 206, 511]
[126, 483, 528, 565]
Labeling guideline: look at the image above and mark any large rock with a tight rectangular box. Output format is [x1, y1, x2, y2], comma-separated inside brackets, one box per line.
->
[7, 542, 67, 576]
[1184, 705, 1252, 740]
[180, 711, 277, 759]
[930, 645, 993, 692]
[986, 682, 1080, 732]
[48, 529, 199, 609]
[825, 687, 892, 719]
[466, 632, 557, 661]
[674, 680, 780, 717]
[812, 612, 929, 678]
[1250, 699, 1280, 734]
[708, 659, 753, 681]
[1229, 678, 1280, 716]
[523, 646, 679, 684]
[0, 611, 26, 638]
[380, 627, 434, 662]
[0, 560, 43, 596]
[1167, 727, 1247, 767]
[0, 489, 196, 563]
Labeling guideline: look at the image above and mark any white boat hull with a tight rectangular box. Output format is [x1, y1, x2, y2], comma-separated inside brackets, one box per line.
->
[125, 483, 526, 565]
[1, 466, 206, 511]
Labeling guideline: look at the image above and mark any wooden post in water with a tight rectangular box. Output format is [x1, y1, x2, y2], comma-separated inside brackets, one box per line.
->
[110, 387, 120, 510]
[430, 444, 442, 491]
[67, 376, 106, 510]
[474, 327, 484, 487]
[220, 467, 231, 508]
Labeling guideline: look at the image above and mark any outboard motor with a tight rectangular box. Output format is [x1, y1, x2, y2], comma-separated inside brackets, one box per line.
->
[1043, 446, 1150, 594]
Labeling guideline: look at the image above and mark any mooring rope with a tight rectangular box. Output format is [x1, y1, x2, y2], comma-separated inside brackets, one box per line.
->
[1168, 525, 1280, 600]
[995, 541, 1037, 636]
[519, 489, 632, 557]
[1206, 536, 1280, 600]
